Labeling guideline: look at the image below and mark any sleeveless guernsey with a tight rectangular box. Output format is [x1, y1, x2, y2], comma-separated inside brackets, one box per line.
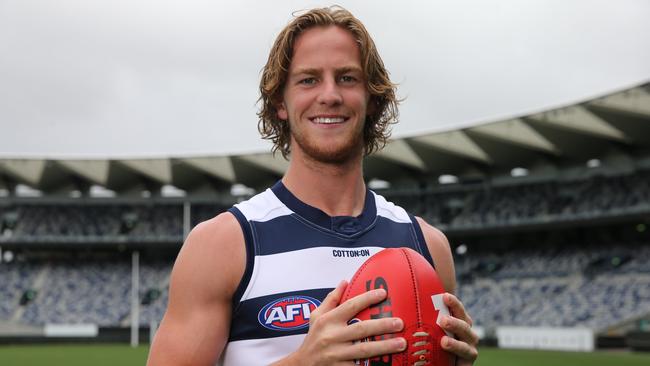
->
[219, 181, 434, 365]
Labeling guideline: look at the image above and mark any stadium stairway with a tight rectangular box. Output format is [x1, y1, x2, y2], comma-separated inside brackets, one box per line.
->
[10, 265, 50, 323]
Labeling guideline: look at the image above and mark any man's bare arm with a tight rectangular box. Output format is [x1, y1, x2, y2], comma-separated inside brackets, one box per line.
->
[416, 216, 479, 365]
[415, 217, 457, 293]
[147, 212, 245, 366]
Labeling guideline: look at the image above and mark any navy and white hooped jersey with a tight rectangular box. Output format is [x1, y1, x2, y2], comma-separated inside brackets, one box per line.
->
[219, 181, 434, 366]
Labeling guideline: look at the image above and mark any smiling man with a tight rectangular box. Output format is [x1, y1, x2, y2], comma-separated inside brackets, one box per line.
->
[147, 6, 478, 366]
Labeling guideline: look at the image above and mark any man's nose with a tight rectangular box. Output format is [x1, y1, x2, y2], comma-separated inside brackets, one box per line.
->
[316, 78, 343, 106]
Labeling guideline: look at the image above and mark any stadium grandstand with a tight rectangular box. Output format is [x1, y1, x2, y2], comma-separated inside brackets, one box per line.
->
[1, 82, 650, 352]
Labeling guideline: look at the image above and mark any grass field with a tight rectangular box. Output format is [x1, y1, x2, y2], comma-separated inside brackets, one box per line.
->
[0, 344, 649, 365]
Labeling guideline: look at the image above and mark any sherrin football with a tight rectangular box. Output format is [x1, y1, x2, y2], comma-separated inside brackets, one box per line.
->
[341, 247, 455, 366]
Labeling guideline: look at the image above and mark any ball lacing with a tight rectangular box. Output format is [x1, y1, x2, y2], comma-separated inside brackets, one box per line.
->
[411, 331, 430, 366]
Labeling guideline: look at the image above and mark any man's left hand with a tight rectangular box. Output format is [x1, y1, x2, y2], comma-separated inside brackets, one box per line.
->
[439, 293, 479, 365]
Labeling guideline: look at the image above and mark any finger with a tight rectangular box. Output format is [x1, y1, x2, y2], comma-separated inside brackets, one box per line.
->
[443, 293, 472, 326]
[342, 317, 403, 342]
[440, 316, 478, 346]
[310, 280, 348, 323]
[315, 280, 348, 315]
[332, 288, 387, 322]
[339, 336, 407, 361]
[441, 336, 478, 362]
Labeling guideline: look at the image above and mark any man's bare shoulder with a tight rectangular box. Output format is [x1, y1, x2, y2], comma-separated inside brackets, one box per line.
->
[172, 211, 246, 302]
[189, 211, 242, 244]
[413, 217, 448, 248]
[414, 216, 456, 293]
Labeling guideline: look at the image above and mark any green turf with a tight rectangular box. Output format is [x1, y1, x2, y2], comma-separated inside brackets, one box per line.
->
[476, 347, 650, 366]
[0, 345, 649, 365]
[0, 344, 149, 366]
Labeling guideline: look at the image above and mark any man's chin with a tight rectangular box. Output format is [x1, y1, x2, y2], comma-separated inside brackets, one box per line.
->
[297, 143, 362, 165]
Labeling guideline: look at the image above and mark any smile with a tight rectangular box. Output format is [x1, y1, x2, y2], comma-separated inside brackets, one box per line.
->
[310, 116, 347, 124]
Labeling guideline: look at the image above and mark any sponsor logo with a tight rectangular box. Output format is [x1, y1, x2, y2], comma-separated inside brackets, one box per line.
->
[258, 295, 321, 331]
[332, 249, 371, 258]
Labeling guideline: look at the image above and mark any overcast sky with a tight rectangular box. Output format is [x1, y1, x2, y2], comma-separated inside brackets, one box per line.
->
[1, 0, 649, 159]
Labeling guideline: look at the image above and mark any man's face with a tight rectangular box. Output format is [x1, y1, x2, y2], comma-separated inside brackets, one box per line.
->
[277, 26, 370, 164]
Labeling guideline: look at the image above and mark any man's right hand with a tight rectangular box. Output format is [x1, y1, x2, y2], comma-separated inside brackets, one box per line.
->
[272, 280, 406, 366]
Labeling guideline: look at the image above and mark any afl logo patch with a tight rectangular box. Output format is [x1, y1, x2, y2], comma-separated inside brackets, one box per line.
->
[258, 295, 321, 331]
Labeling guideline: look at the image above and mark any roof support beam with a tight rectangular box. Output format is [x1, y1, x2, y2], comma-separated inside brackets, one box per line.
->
[0, 159, 46, 186]
[375, 140, 427, 171]
[469, 118, 560, 155]
[588, 86, 650, 118]
[57, 160, 110, 186]
[179, 157, 236, 183]
[119, 159, 172, 184]
[410, 130, 492, 164]
[238, 153, 289, 176]
[529, 106, 628, 142]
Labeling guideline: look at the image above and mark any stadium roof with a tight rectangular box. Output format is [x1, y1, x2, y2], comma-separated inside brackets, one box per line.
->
[1, 82, 649, 196]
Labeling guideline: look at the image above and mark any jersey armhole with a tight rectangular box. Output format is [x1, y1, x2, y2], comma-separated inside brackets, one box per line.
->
[409, 214, 436, 269]
[228, 207, 256, 312]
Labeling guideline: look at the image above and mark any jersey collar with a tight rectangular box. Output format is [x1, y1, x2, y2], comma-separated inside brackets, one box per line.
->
[271, 180, 376, 236]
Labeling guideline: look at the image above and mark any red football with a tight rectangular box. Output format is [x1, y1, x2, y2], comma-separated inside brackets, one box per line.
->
[341, 247, 455, 366]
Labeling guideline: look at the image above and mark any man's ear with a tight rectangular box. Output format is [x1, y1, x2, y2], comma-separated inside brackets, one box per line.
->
[277, 101, 288, 121]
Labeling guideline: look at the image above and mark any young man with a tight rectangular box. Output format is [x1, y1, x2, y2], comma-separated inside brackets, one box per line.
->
[148, 7, 478, 366]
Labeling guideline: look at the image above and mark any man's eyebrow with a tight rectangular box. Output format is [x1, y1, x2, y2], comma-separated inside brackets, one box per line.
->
[337, 66, 363, 74]
[290, 66, 363, 76]
[291, 68, 320, 76]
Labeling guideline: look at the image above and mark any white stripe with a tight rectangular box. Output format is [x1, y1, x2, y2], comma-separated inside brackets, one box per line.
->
[373, 192, 412, 224]
[234, 188, 293, 222]
[219, 334, 306, 366]
[242, 246, 386, 300]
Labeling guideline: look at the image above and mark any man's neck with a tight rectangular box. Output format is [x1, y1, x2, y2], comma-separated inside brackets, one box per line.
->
[282, 150, 366, 217]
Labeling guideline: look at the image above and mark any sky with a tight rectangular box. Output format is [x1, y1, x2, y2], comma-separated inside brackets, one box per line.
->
[1, 0, 649, 159]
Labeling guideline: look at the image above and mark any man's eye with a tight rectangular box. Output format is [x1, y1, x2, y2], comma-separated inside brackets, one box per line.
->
[299, 78, 316, 85]
[340, 75, 357, 83]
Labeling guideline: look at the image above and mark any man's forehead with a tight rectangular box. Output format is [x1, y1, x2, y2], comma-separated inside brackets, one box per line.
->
[288, 26, 363, 75]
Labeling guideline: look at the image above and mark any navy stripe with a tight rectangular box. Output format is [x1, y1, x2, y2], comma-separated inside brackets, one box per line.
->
[228, 207, 256, 311]
[409, 214, 435, 268]
[229, 288, 333, 342]
[251, 216, 420, 256]
[271, 181, 376, 234]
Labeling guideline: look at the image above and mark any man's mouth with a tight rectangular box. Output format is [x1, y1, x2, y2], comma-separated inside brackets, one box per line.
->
[310, 116, 347, 124]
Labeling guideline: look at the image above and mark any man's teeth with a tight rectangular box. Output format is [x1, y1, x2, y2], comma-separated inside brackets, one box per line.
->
[313, 117, 345, 124]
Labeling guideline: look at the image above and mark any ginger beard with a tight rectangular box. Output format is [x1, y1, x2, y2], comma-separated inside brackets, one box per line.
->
[289, 115, 365, 165]
[278, 26, 371, 166]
